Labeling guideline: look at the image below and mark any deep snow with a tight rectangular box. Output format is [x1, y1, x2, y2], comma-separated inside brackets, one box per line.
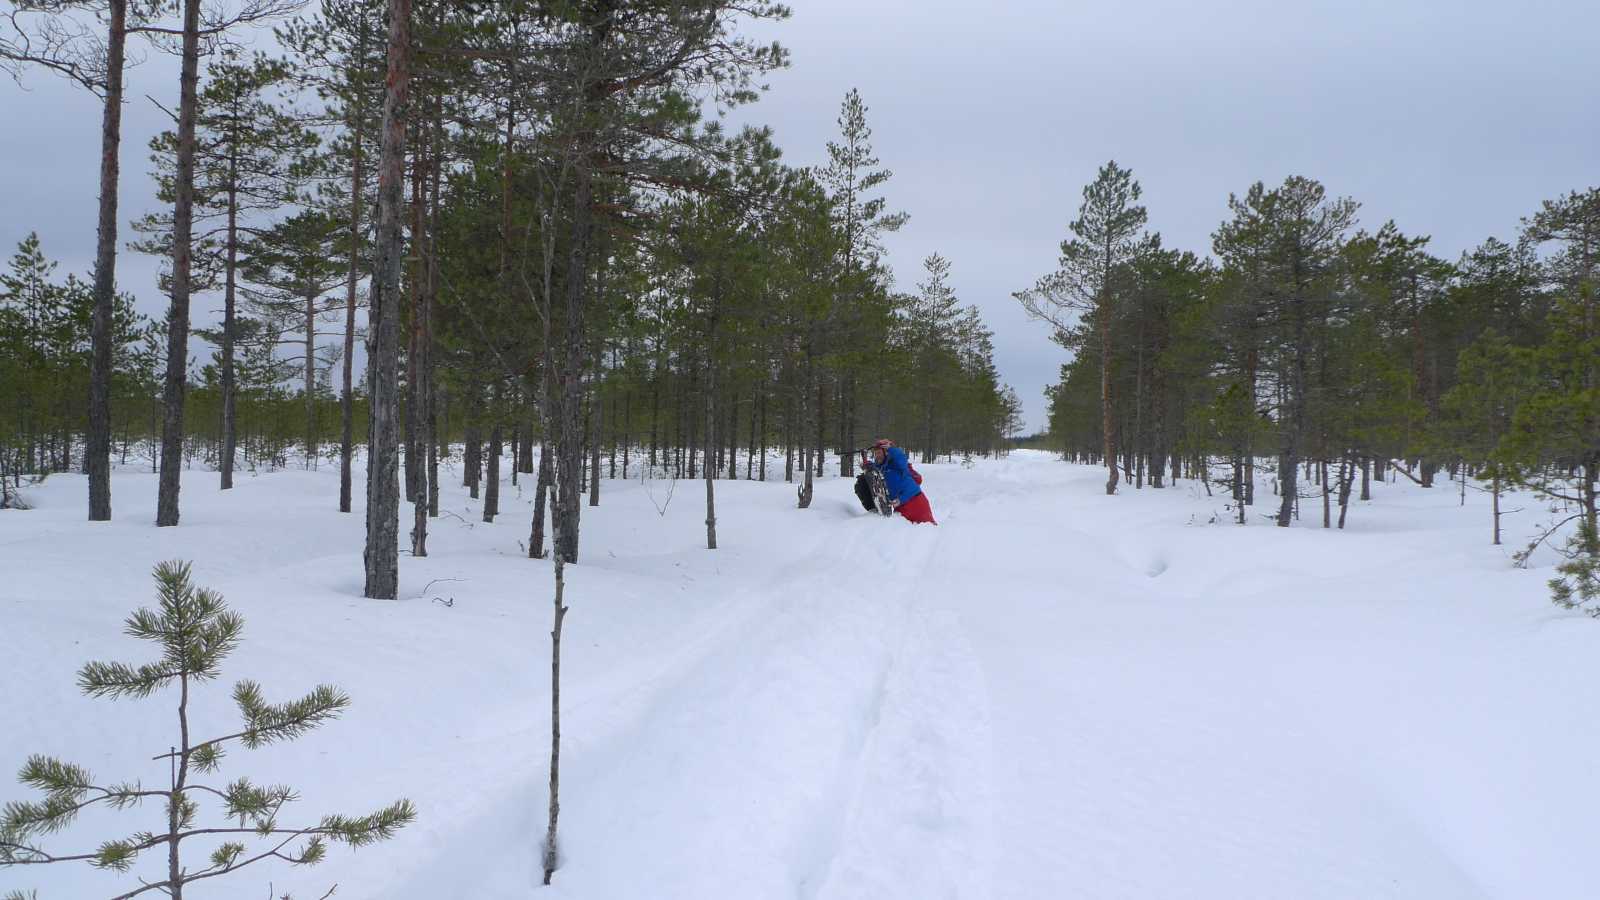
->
[2, 452, 1596, 899]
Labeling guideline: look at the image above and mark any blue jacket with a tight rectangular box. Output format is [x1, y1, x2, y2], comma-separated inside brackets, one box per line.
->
[868, 446, 921, 503]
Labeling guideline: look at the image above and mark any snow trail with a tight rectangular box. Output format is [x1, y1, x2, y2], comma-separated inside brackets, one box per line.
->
[4, 452, 1599, 899]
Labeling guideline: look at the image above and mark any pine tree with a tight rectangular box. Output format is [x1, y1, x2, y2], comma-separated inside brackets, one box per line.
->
[818, 88, 906, 476]
[0, 561, 415, 898]
[1016, 160, 1149, 494]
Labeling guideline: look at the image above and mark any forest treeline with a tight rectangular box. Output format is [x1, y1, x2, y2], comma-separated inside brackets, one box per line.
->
[0, 1, 1021, 526]
[1018, 163, 1598, 610]
[3, 0, 1028, 884]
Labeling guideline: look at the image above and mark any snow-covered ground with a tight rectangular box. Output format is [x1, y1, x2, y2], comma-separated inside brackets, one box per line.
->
[2, 451, 1596, 899]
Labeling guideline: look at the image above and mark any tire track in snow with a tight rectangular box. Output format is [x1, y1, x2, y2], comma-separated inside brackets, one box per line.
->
[535, 502, 947, 898]
[808, 481, 997, 900]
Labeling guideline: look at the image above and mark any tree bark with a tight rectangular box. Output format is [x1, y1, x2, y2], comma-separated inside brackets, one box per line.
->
[705, 362, 717, 549]
[86, 0, 126, 522]
[529, 439, 552, 559]
[484, 419, 502, 522]
[155, 0, 203, 528]
[339, 13, 367, 514]
[220, 160, 239, 489]
[363, 0, 411, 600]
[304, 287, 318, 465]
[1101, 311, 1117, 495]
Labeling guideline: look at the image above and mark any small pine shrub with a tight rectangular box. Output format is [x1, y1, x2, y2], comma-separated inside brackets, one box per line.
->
[0, 561, 415, 898]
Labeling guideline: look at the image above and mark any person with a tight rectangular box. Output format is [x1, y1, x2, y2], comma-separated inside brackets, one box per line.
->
[860, 439, 937, 524]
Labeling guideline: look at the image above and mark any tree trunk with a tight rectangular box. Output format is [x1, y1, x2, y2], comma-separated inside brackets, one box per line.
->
[541, 541, 567, 885]
[485, 417, 502, 522]
[220, 168, 239, 489]
[86, 0, 126, 522]
[339, 16, 367, 514]
[1101, 311, 1117, 495]
[553, 165, 591, 565]
[304, 287, 317, 465]
[1491, 469, 1502, 546]
[705, 363, 717, 549]
[758, 389, 767, 482]
[363, 0, 410, 600]
[404, 150, 425, 501]
[155, 0, 203, 528]
[588, 363, 601, 508]
[529, 440, 552, 559]
[1337, 455, 1354, 529]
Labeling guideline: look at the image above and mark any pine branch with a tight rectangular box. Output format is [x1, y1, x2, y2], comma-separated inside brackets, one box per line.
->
[233, 681, 351, 748]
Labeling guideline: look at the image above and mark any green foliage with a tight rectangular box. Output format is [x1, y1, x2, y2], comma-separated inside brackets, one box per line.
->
[0, 562, 415, 892]
[0, 233, 154, 482]
[1550, 522, 1600, 616]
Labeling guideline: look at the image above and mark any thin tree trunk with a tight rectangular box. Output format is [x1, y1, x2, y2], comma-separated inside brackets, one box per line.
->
[542, 524, 567, 884]
[155, 0, 203, 528]
[1337, 455, 1354, 529]
[363, 0, 410, 599]
[529, 439, 551, 559]
[705, 362, 717, 549]
[588, 354, 601, 507]
[746, 389, 756, 480]
[339, 17, 367, 514]
[1492, 470, 1502, 546]
[220, 167, 239, 489]
[1321, 459, 1331, 528]
[86, 0, 126, 521]
[404, 148, 425, 501]
[304, 288, 317, 465]
[485, 416, 502, 522]
[1101, 310, 1117, 495]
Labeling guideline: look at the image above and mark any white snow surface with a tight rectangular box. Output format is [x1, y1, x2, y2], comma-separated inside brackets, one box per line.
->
[2, 451, 1597, 899]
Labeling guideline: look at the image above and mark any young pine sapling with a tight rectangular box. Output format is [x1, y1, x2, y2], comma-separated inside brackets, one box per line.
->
[0, 561, 415, 898]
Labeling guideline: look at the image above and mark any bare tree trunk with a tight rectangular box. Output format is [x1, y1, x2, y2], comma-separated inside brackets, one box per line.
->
[485, 414, 502, 522]
[705, 363, 717, 549]
[529, 440, 551, 559]
[404, 150, 425, 502]
[1101, 311, 1117, 495]
[339, 17, 367, 514]
[305, 288, 317, 465]
[519, 416, 536, 473]
[746, 389, 756, 480]
[220, 169, 239, 489]
[1321, 460, 1331, 528]
[85, 0, 127, 521]
[1337, 455, 1354, 529]
[155, 0, 203, 528]
[363, 0, 411, 599]
[814, 377, 825, 478]
[1492, 469, 1502, 546]
[758, 389, 767, 482]
[542, 537, 568, 885]
[588, 356, 601, 508]
[464, 411, 481, 497]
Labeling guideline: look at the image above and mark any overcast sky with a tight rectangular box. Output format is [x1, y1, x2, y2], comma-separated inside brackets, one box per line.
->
[4, 0, 1597, 431]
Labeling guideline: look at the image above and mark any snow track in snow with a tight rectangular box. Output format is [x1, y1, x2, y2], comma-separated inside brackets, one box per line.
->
[4, 453, 1600, 899]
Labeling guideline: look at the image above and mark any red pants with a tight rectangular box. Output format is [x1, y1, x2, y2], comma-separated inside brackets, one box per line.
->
[896, 492, 937, 525]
